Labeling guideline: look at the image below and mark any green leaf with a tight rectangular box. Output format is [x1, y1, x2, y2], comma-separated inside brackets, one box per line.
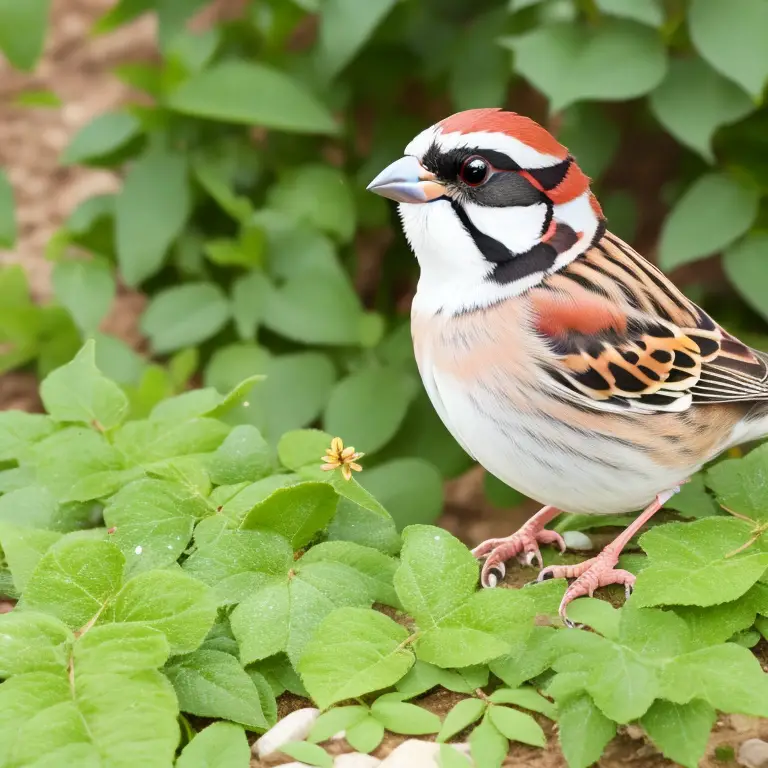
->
[0, 411, 54, 462]
[182, 528, 292, 605]
[112, 569, 217, 654]
[32, 427, 129, 502]
[0, 0, 50, 70]
[662, 643, 768, 717]
[115, 143, 190, 286]
[94, 333, 147, 387]
[22, 538, 123, 629]
[706, 443, 768, 520]
[359, 458, 443, 530]
[551, 607, 690, 723]
[557, 104, 620, 181]
[0, 523, 62, 593]
[316, 0, 397, 79]
[299, 540, 400, 607]
[640, 699, 715, 768]
[345, 715, 385, 753]
[141, 282, 231, 354]
[262, 274, 364, 346]
[371, 696, 442, 735]
[240, 482, 338, 550]
[633, 518, 768, 607]
[437, 698, 487, 742]
[0, 169, 16, 248]
[689, 0, 768, 97]
[103, 479, 210, 575]
[504, 20, 667, 111]
[450, 10, 509, 111]
[566, 598, 621, 640]
[168, 60, 337, 134]
[232, 559, 372, 665]
[658, 173, 759, 270]
[395, 526, 534, 667]
[278, 429, 334, 471]
[327, 496, 401, 555]
[557, 693, 616, 768]
[52, 259, 116, 336]
[206, 425, 272, 485]
[308, 705, 369, 743]
[438, 744, 472, 768]
[325, 367, 417, 454]
[649, 57, 754, 162]
[0, 611, 72, 676]
[488, 705, 546, 748]
[674, 584, 768, 647]
[299, 607, 415, 709]
[268, 164, 356, 243]
[40, 340, 129, 430]
[279, 741, 332, 768]
[488, 687, 558, 720]
[73, 623, 170, 674]
[231, 271, 269, 341]
[60, 111, 142, 165]
[176, 722, 250, 768]
[664, 474, 720, 519]
[115, 424, 227, 477]
[595, 0, 663, 26]
[724, 234, 768, 323]
[165, 649, 269, 730]
[470, 715, 508, 768]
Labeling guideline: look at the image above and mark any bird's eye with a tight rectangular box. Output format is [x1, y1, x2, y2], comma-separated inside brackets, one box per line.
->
[459, 156, 490, 186]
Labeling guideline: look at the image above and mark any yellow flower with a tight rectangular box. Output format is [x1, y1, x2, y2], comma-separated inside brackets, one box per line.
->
[321, 436, 364, 481]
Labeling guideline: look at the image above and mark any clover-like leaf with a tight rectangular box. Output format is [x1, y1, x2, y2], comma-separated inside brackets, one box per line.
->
[40, 341, 129, 431]
[299, 607, 415, 709]
[633, 518, 768, 607]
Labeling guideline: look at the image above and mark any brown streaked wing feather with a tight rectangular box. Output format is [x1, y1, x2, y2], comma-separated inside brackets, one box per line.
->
[529, 231, 768, 411]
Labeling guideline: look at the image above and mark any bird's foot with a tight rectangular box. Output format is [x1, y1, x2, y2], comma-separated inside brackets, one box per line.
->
[537, 546, 635, 627]
[472, 517, 566, 588]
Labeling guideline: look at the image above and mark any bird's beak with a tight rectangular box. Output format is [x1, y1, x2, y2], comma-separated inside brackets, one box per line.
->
[367, 156, 445, 204]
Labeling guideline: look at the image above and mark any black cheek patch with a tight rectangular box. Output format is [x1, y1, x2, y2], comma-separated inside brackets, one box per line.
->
[471, 172, 547, 208]
[526, 158, 571, 190]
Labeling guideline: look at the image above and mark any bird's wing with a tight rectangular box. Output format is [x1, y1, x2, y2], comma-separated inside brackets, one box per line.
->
[529, 231, 768, 413]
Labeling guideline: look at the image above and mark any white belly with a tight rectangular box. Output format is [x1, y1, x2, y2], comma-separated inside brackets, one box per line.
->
[421, 364, 691, 515]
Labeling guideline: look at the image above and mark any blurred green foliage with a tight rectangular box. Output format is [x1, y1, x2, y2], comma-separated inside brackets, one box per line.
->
[2, 0, 768, 525]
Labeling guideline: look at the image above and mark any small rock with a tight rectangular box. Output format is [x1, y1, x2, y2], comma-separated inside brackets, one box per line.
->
[334, 754, 382, 767]
[379, 740, 473, 767]
[252, 708, 320, 759]
[738, 739, 768, 768]
[731, 714, 764, 733]
[562, 531, 593, 551]
[624, 724, 645, 740]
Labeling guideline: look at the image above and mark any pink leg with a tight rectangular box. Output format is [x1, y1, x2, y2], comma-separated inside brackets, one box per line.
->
[537, 487, 681, 626]
[472, 505, 566, 588]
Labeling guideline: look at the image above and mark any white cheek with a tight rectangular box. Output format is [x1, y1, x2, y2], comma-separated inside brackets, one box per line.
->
[399, 200, 490, 281]
[463, 201, 548, 255]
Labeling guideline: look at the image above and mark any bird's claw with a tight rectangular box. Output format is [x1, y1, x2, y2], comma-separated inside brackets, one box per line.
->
[473, 525, 567, 588]
[537, 549, 636, 626]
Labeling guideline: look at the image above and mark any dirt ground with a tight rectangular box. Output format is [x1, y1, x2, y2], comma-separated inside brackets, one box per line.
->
[2, 4, 767, 767]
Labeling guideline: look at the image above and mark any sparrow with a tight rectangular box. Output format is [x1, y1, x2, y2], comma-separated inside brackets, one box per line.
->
[367, 107, 768, 623]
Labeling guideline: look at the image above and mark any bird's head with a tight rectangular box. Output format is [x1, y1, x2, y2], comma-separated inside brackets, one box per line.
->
[368, 108, 605, 314]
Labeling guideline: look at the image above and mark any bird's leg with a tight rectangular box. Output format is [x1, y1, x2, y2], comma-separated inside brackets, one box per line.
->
[472, 505, 566, 587]
[537, 486, 681, 626]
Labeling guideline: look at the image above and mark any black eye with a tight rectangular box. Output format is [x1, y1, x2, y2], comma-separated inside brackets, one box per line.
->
[459, 156, 490, 186]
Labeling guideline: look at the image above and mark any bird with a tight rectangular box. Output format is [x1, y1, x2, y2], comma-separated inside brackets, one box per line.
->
[366, 107, 768, 624]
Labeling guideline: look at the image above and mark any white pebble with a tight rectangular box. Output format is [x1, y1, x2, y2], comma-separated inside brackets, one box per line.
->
[379, 740, 473, 767]
[334, 754, 382, 767]
[738, 739, 768, 768]
[562, 531, 593, 551]
[253, 708, 320, 759]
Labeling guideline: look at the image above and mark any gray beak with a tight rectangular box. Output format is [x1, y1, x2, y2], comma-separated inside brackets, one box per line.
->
[366, 155, 445, 204]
